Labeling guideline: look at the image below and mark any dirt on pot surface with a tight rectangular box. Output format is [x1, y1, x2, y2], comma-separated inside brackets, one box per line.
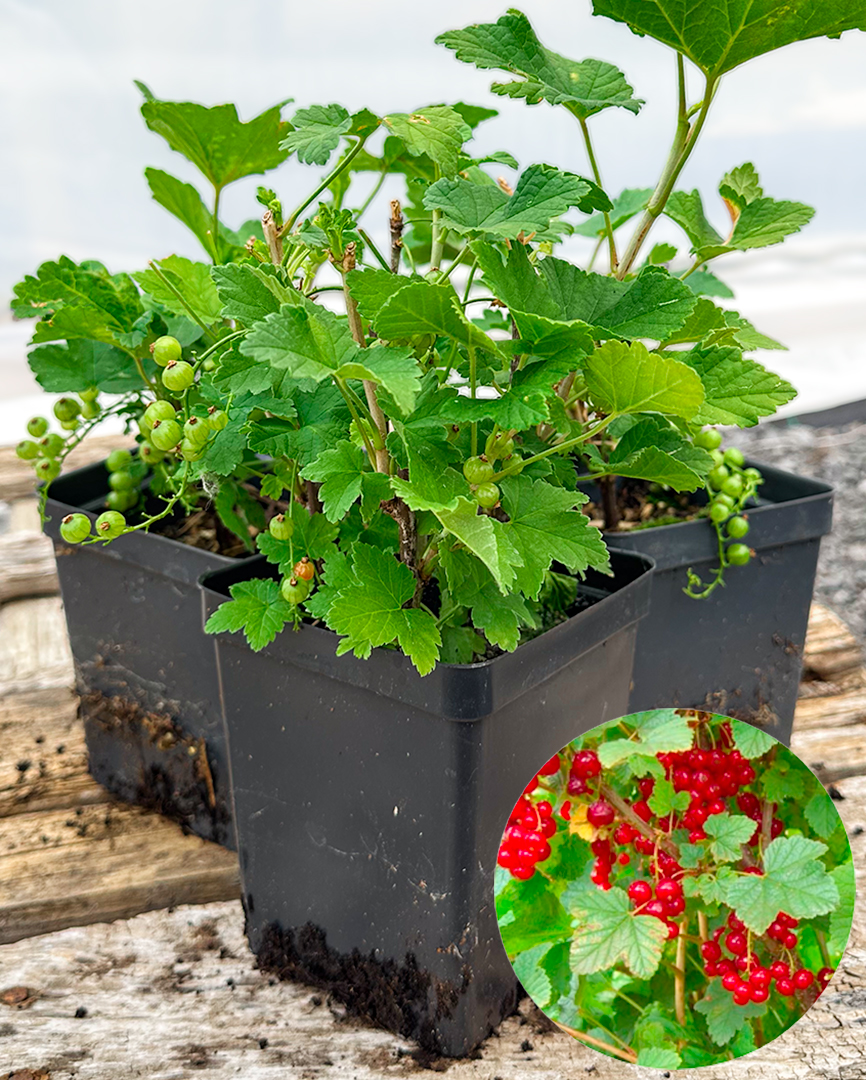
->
[80, 692, 232, 847]
[583, 477, 705, 532]
[253, 916, 515, 1062]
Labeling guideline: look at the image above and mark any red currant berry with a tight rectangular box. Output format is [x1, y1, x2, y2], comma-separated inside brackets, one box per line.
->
[793, 969, 814, 990]
[587, 800, 615, 827]
[637, 777, 655, 799]
[511, 865, 535, 881]
[717, 960, 735, 976]
[722, 972, 740, 991]
[560, 801, 572, 821]
[617, 852, 630, 865]
[783, 932, 798, 949]
[771, 818, 784, 838]
[644, 900, 666, 919]
[664, 896, 685, 917]
[725, 932, 747, 956]
[701, 941, 722, 963]
[738, 764, 756, 785]
[632, 801, 653, 822]
[628, 881, 652, 905]
[768, 921, 784, 940]
[749, 967, 771, 988]
[707, 799, 727, 816]
[635, 836, 655, 854]
[656, 879, 682, 901]
[537, 801, 553, 818]
[688, 829, 706, 843]
[673, 767, 693, 791]
[775, 978, 795, 997]
[567, 775, 588, 796]
[818, 967, 835, 985]
[704, 962, 718, 977]
[749, 985, 769, 1004]
[538, 754, 560, 776]
[665, 921, 679, 939]
[770, 961, 790, 981]
[727, 912, 745, 931]
[614, 823, 636, 845]
[571, 750, 601, 778]
[733, 987, 751, 1006]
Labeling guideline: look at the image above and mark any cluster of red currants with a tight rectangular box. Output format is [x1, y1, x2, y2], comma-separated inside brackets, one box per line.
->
[627, 877, 684, 940]
[497, 793, 557, 880]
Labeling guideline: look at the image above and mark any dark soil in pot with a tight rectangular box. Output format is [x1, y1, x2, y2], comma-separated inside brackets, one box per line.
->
[44, 457, 256, 849]
[201, 549, 654, 1057]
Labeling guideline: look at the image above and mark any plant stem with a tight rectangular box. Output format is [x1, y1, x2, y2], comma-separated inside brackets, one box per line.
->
[578, 116, 617, 273]
[599, 781, 681, 858]
[389, 199, 404, 273]
[496, 413, 619, 480]
[357, 228, 391, 271]
[617, 58, 718, 279]
[281, 136, 369, 237]
[469, 346, 478, 456]
[697, 911, 709, 943]
[262, 208, 284, 265]
[815, 929, 833, 969]
[554, 1021, 638, 1064]
[211, 186, 222, 264]
[356, 167, 387, 220]
[599, 475, 619, 531]
[675, 915, 688, 1025]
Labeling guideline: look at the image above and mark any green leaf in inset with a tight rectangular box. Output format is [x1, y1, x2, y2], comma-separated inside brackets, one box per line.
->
[828, 861, 856, 957]
[804, 792, 843, 840]
[760, 758, 806, 803]
[597, 711, 693, 768]
[512, 944, 553, 1010]
[496, 871, 575, 954]
[424, 163, 594, 241]
[704, 813, 757, 863]
[573, 186, 652, 238]
[134, 255, 222, 326]
[682, 346, 795, 428]
[373, 280, 504, 359]
[203, 578, 294, 652]
[27, 340, 141, 394]
[730, 718, 777, 760]
[567, 886, 666, 980]
[725, 835, 840, 934]
[684, 865, 738, 906]
[648, 778, 690, 817]
[281, 103, 353, 165]
[585, 340, 704, 419]
[591, 0, 866, 78]
[437, 11, 643, 119]
[383, 105, 472, 177]
[327, 545, 441, 675]
[695, 978, 766, 1046]
[637, 1048, 682, 1069]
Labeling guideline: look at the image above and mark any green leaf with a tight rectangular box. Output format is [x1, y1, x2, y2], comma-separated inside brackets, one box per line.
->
[141, 95, 289, 189]
[424, 163, 594, 241]
[373, 280, 505, 359]
[338, 344, 422, 416]
[256, 504, 339, 574]
[730, 718, 777, 760]
[512, 944, 553, 1009]
[327, 545, 441, 675]
[301, 441, 389, 523]
[648, 778, 690, 817]
[607, 417, 712, 489]
[496, 872, 575, 954]
[27, 340, 141, 393]
[585, 340, 704, 419]
[281, 103, 352, 165]
[719, 162, 763, 215]
[437, 10, 643, 119]
[684, 865, 738, 906]
[828, 862, 856, 957]
[211, 263, 297, 325]
[240, 302, 358, 380]
[566, 886, 667, 980]
[440, 388, 549, 429]
[660, 298, 785, 352]
[499, 476, 610, 598]
[438, 545, 537, 652]
[664, 190, 724, 253]
[597, 711, 693, 768]
[695, 979, 766, 1046]
[704, 813, 757, 863]
[134, 256, 222, 326]
[144, 167, 215, 255]
[573, 187, 652, 238]
[248, 383, 350, 468]
[383, 105, 472, 177]
[346, 268, 422, 321]
[726, 836, 840, 934]
[760, 757, 806, 803]
[684, 346, 796, 428]
[591, 0, 866, 78]
[435, 498, 522, 594]
[684, 268, 735, 299]
[724, 197, 815, 253]
[804, 792, 843, 840]
[637, 1048, 682, 1069]
[472, 240, 559, 320]
[203, 579, 294, 652]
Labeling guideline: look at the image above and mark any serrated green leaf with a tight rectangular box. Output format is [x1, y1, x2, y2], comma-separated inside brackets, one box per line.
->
[682, 345, 796, 427]
[373, 280, 504, 359]
[573, 186, 652, 238]
[281, 103, 352, 165]
[684, 268, 735, 299]
[337, 344, 422, 416]
[248, 383, 351, 467]
[637, 1048, 682, 1069]
[804, 792, 843, 840]
[719, 163, 764, 215]
[383, 105, 472, 177]
[144, 167, 215, 256]
[567, 886, 666, 980]
[828, 861, 856, 958]
[204, 578, 294, 652]
[591, 0, 866, 78]
[684, 865, 738, 906]
[648, 778, 690, 817]
[585, 340, 704, 419]
[27, 340, 141, 394]
[346, 268, 421, 321]
[134, 255, 222, 326]
[301, 441, 389, 523]
[512, 944, 554, 1009]
[440, 388, 549, 429]
[730, 718, 777, 759]
[240, 301, 357, 379]
[211, 263, 297, 325]
[435, 497, 522, 594]
[760, 758, 806, 803]
[437, 10, 643, 119]
[726, 835, 840, 934]
[597, 711, 693, 768]
[664, 190, 724, 253]
[496, 871, 575, 954]
[256, 504, 339, 572]
[695, 978, 766, 1046]
[704, 813, 757, 863]
[606, 416, 712, 489]
[724, 197, 815, 253]
[327, 545, 441, 674]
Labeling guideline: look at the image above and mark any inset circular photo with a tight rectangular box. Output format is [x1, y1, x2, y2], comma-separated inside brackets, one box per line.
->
[494, 710, 854, 1069]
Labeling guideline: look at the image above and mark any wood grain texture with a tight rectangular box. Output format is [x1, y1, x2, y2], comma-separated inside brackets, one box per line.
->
[0, 434, 118, 503]
[0, 532, 58, 604]
[0, 597, 73, 698]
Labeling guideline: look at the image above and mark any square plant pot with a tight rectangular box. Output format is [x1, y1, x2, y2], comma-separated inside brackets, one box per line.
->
[44, 458, 242, 848]
[598, 460, 833, 745]
[200, 549, 654, 1057]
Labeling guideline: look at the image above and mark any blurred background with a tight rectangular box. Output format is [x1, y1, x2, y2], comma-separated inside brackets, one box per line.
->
[2, 0, 866, 434]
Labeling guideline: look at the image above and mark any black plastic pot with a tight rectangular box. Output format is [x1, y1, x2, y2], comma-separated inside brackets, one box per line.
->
[45, 459, 239, 847]
[200, 549, 654, 1057]
[599, 461, 833, 744]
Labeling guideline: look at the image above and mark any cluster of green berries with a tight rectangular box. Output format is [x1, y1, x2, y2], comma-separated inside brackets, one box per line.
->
[694, 429, 761, 567]
[59, 509, 127, 545]
[463, 430, 516, 510]
[15, 391, 101, 481]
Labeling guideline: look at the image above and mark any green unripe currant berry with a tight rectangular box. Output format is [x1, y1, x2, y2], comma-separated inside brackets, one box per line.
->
[151, 335, 183, 368]
[709, 502, 729, 524]
[39, 433, 65, 458]
[463, 455, 494, 485]
[694, 428, 723, 451]
[53, 397, 81, 422]
[143, 400, 177, 430]
[721, 474, 744, 499]
[727, 543, 752, 566]
[16, 440, 40, 461]
[106, 489, 138, 512]
[35, 458, 61, 483]
[708, 465, 729, 490]
[80, 400, 101, 419]
[202, 358, 216, 372]
[206, 407, 228, 431]
[280, 576, 310, 605]
[727, 515, 750, 539]
[60, 418, 80, 431]
[723, 447, 745, 468]
[108, 470, 136, 492]
[95, 510, 126, 539]
[269, 514, 294, 541]
[710, 449, 725, 466]
[179, 438, 204, 461]
[744, 467, 762, 483]
[60, 513, 92, 544]
[106, 449, 133, 472]
[485, 431, 514, 460]
[79, 386, 99, 402]
[150, 419, 183, 451]
[27, 416, 49, 438]
[183, 417, 210, 447]
[713, 493, 735, 510]
[475, 482, 500, 509]
[139, 443, 165, 467]
[161, 360, 195, 394]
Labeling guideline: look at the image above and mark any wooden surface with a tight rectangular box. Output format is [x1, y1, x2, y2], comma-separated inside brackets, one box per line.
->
[0, 441, 864, 1076]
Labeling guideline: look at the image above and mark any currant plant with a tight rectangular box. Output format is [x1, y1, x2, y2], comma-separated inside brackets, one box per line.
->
[495, 711, 854, 1067]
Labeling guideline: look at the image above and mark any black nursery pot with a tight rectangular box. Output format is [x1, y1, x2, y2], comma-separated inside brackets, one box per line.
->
[201, 549, 653, 1057]
[45, 459, 239, 847]
[599, 461, 833, 744]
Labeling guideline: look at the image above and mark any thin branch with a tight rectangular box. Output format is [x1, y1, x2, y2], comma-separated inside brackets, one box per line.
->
[262, 209, 283, 265]
[578, 115, 617, 273]
[599, 781, 681, 858]
[675, 915, 688, 1025]
[554, 1021, 638, 1064]
[389, 199, 404, 273]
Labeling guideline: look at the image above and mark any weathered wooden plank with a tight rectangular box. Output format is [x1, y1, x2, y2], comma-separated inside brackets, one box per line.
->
[0, 532, 58, 604]
[0, 597, 73, 698]
[801, 603, 864, 684]
[791, 723, 866, 782]
[0, 435, 118, 503]
[795, 687, 866, 730]
[0, 803, 239, 945]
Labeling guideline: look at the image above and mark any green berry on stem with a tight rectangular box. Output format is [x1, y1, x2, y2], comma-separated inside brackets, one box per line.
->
[150, 419, 183, 452]
[38, 433, 65, 458]
[108, 470, 136, 492]
[16, 440, 39, 461]
[207, 407, 228, 431]
[139, 443, 165, 466]
[35, 458, 61, 483]
[179, 438, 204, 461]
[708, 465, 729, 490]
[269, 514, 294, 541]
[161, 360, 195, 394]
[727, 515, 750, 539]
[710, 449, 725, 466]
[143, 400, 177, 430]
[27, 416, 49, 438]
[724, 447, 745, 468]
[79, 386, 99, 402]
[95, 510, 126, 539]
[727, 543, 752, 566]
[694, 428, 722, 451]
[106, 449, 133, 473]
[721, 474, 744, 499]
[60, 418, 80, 432]
[744, 467, 762, 483]
[709, 502, 729, 524]
[475, 482, 500, 509]
[183, 417, 210, 446]
[463, 455, 494, 485]
[60, 513, 92, 544]
[281, 576, 310, 605]
[53, 397, 80, 422]
[80, 400, 101, 420]
[485, 431, 514, 461]
[106, 489, 137, 512]
[151, 335, 182, 367]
